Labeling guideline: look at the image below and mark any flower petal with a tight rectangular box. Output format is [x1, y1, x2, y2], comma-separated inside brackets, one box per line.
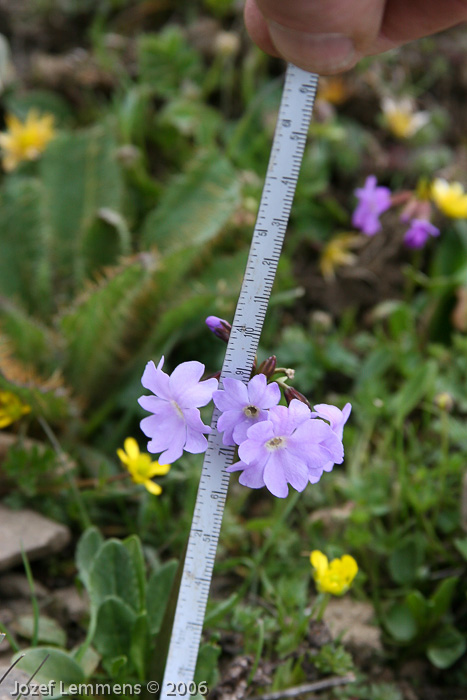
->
[141, 359, 171, 399]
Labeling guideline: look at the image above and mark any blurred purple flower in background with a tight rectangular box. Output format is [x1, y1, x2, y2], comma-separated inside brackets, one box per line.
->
[352, 175, 392, 235]
[139, 357, 218, 464]
[403, 218, 440, 249]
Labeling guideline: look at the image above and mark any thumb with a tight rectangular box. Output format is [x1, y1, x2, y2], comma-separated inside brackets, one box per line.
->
[244, 0, 385, 74]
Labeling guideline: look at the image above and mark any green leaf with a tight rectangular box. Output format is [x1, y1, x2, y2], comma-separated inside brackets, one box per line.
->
[14, 615, 66, 647]
[14, 647, 85, 697]
[429, 576, 458, 622]
[138, 26, 203, 99]
[140, 153, 240, 254]
[405, 591, 429, 628]
[92, 597, 137, 662]
[123, 535, 147, 613]
[427, 625, 467, 669]
[390, 361, 438, 425]
[388, 539, 424, 586]
[76, 527, 104, 590]
[89, 540, 141, 613]
[81, 208, 131, 278]
[0, 299, 58, 376]
[39, 122, 124, 294]
[194, 642, 221, 689]
[454, 537, 467, 561]
[384, 603, 417, 643]
[130, 612, 150, 681]
[0, 177, 52, 316]
[146, 560, 178, 635]
[60, 258, 154, 402]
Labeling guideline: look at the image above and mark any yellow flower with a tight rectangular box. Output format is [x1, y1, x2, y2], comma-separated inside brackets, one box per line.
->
[431, 178, 467, 219]
[317, 77, 350, 106]
[0, 391, 31, 428]
[0, 110, 55, 171]
[320, 233, 360, 281]
[310, 550, 358, 596]
[117, 438, 170, 495]
[381, 97, 429, 139]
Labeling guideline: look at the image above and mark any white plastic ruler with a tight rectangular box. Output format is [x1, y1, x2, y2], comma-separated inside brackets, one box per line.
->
[161, 64, 318, 696]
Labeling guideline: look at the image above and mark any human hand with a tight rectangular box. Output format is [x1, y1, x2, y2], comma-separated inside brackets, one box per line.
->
[244, 0, 467, 74]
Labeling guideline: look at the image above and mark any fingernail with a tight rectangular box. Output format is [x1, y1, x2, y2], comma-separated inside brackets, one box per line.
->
[267, 21, 356, 74]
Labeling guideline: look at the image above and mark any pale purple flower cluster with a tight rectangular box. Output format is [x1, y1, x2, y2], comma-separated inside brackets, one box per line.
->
[352, 175, 392, 236]
[139, 337, 351, 499]
[214, 376, 351, 498]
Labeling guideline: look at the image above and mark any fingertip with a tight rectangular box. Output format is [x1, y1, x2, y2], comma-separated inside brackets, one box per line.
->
[244, 0, 280, 58]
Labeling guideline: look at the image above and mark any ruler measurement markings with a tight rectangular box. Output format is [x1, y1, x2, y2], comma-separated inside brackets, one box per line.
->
[161, 65, 318, 695]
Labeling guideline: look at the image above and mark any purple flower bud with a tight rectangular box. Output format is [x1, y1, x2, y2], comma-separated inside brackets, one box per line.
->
[206, 316, 232, 343]
[257, 355, 277, 378]
[284, 386, 311, 408]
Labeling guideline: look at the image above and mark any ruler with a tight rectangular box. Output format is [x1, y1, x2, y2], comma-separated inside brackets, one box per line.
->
[161, 64, 318, 696]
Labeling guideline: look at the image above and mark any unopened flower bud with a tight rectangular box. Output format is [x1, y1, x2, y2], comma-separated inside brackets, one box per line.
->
[284, 386, 311, 408]
[257, 355, 277, 378]
[206, 316, 231, 342]
[434, 392, 454, 412]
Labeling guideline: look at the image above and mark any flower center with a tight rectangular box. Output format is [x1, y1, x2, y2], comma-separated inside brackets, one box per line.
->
[244, 405, 259, 418]
[265, 436, 286, 451]
[171, 400, 184, 419]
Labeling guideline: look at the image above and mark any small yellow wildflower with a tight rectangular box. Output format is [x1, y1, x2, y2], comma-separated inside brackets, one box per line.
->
[0, 110, 55, 171]
[317, 77, 349, 106]
[117, 437, 170, 495]
[0, 391, 31, 429]
[381, 97, 429, 140]
[320, 233, 360, 281]
[431, 178, 467, 219]
[310, 550, 358, 596]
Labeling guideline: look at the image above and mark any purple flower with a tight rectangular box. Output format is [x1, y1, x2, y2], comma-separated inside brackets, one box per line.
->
[352, 175, 392, 235]
[213, 374, 281, 446]
[403, 218, 440, 249]
[226, 399, 344, 498]
[139, 357, 218, 464]
[311, 402, 351, 472]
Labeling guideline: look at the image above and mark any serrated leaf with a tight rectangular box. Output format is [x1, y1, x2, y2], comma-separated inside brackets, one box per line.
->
[39, 122, 124, 293]
[0, 176, 52, 316]
[140, 153, 240, 253]
[0, 298, 59, 376]
[60, 258, 154, 402]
